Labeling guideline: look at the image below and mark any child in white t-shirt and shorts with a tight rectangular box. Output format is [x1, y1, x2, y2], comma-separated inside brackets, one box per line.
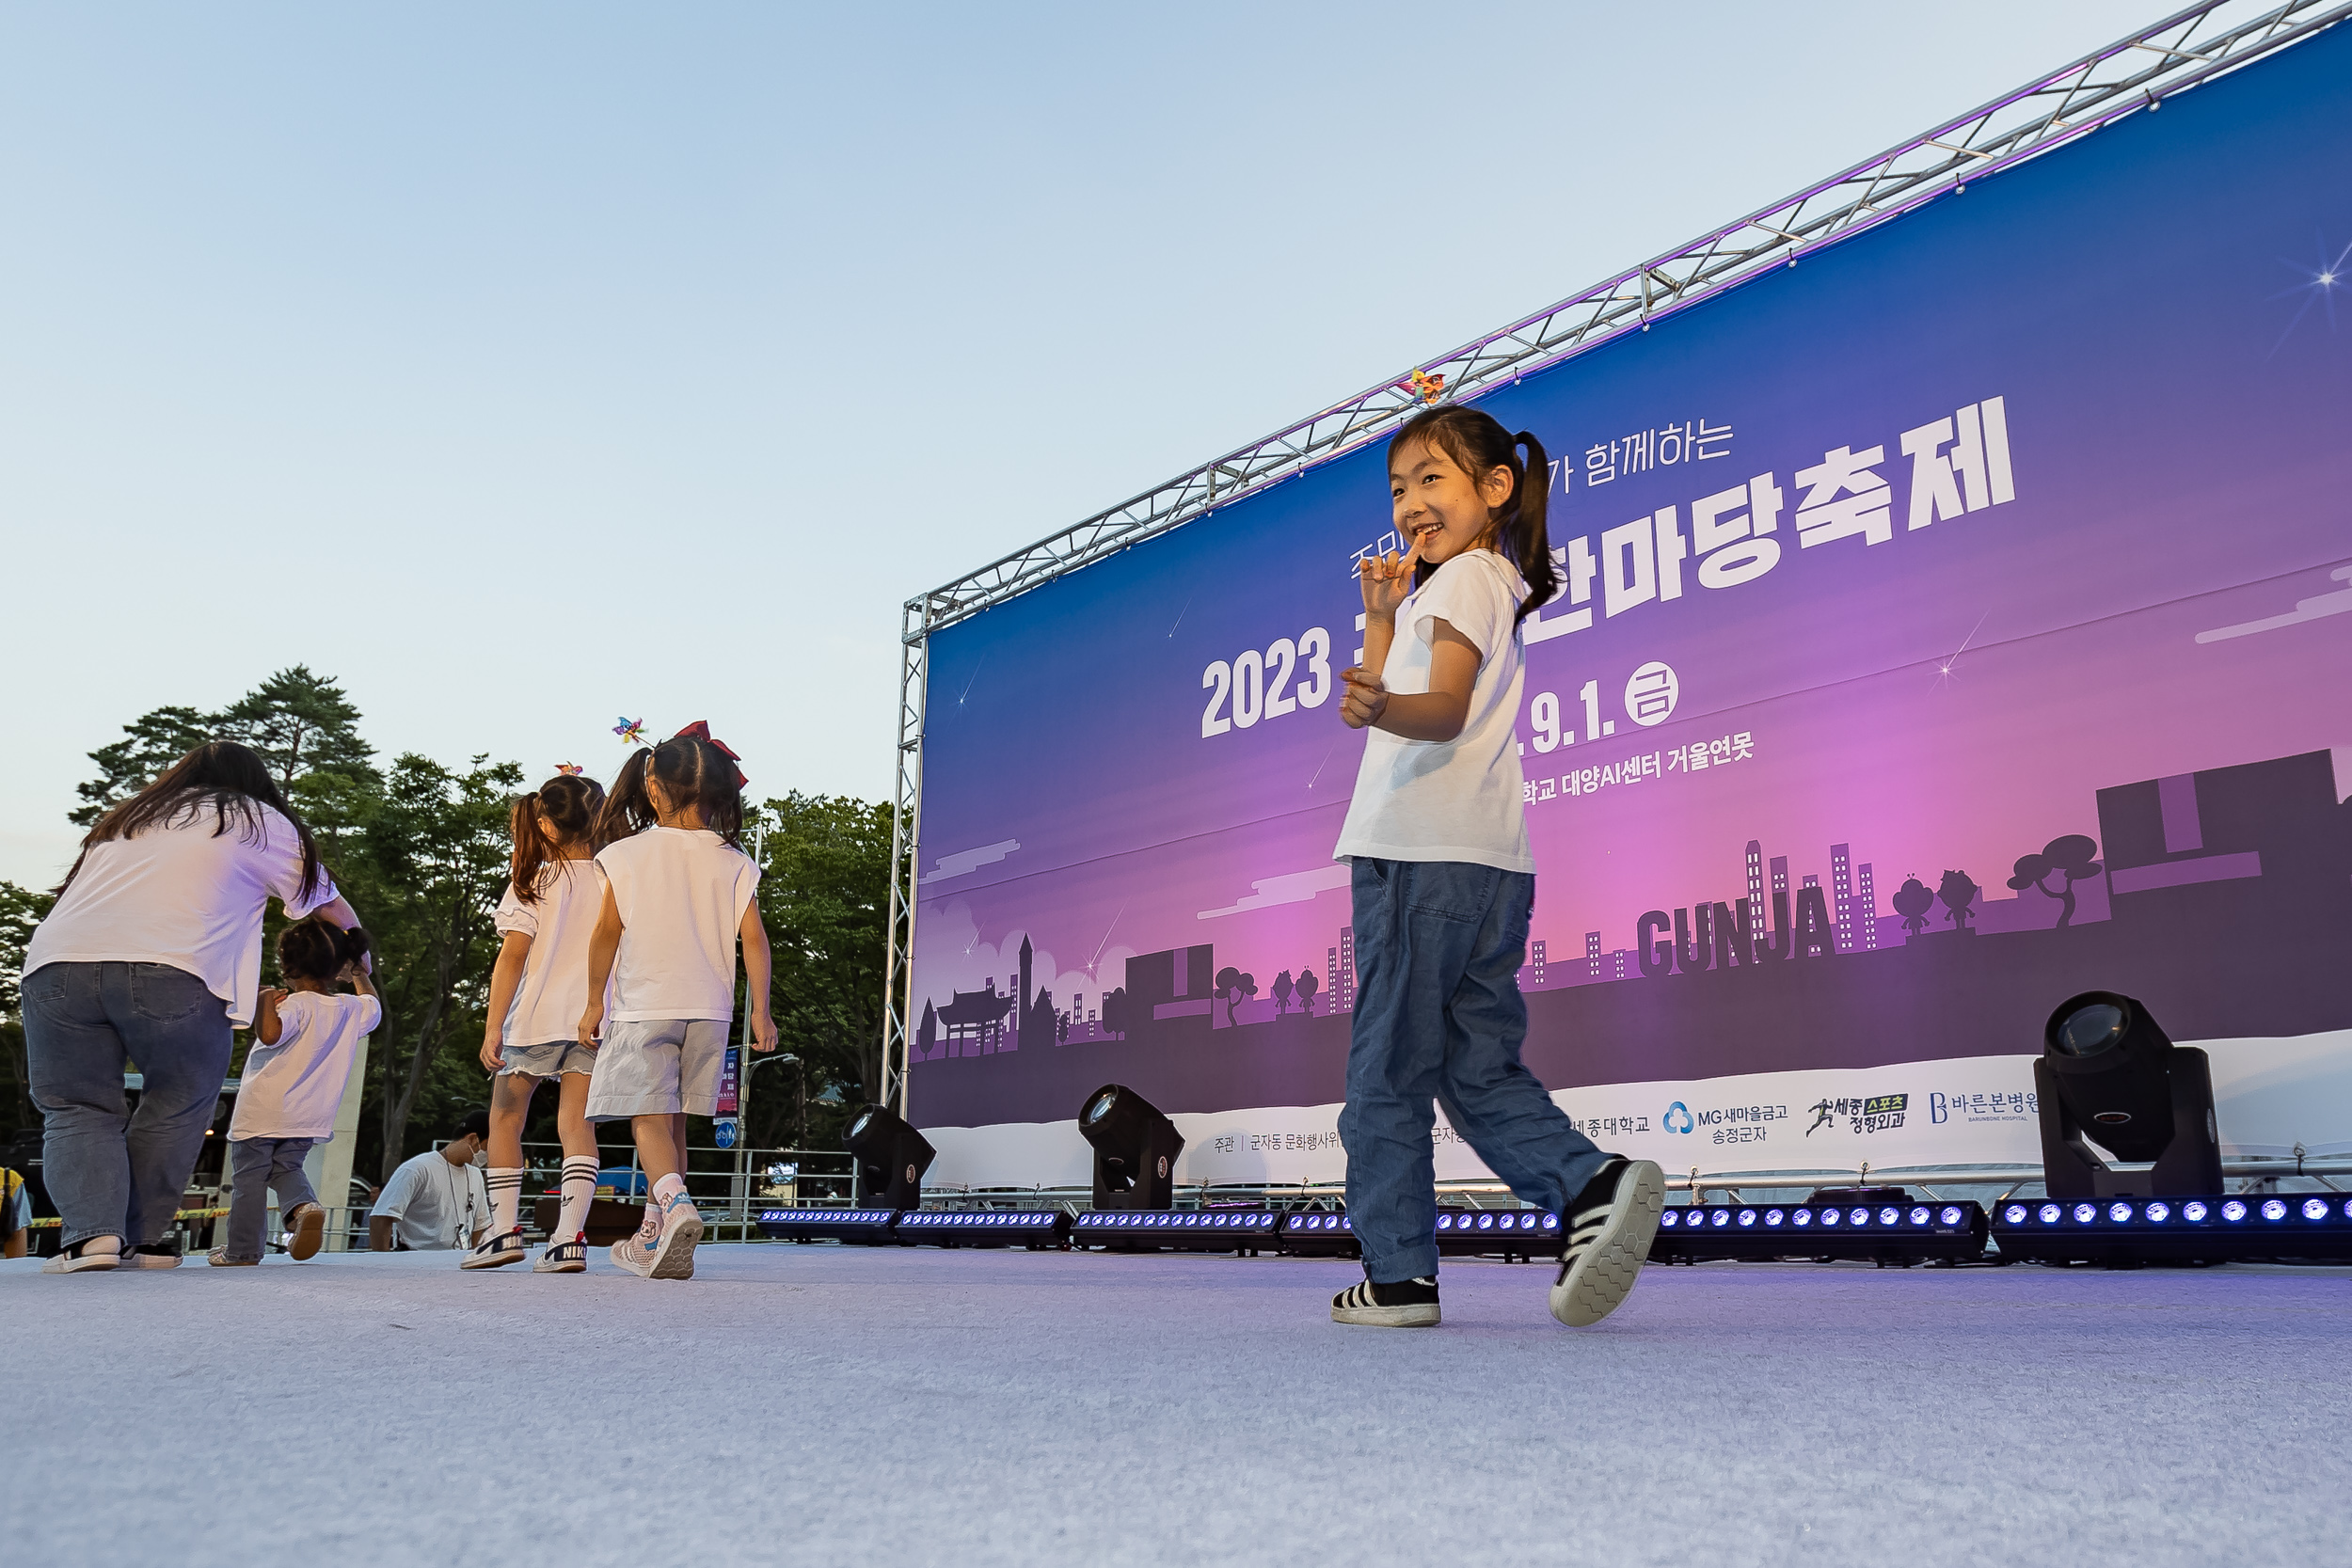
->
[579, 723, 776, 1280]
[212, 916, 378, 1266]
[467, 771, 612, 1274]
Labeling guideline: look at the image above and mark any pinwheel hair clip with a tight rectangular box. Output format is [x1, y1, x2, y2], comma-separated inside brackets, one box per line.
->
[554, 762, 585, 777]
[612, 717, 649, 747]
[1404, 368, 1447, 405]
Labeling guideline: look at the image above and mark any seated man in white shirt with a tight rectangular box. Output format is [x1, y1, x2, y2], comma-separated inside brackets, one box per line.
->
[369, 1111, 493, 1252]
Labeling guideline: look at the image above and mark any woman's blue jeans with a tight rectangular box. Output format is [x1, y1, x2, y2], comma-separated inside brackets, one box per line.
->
[1339, 858, 1609, 1283]
[22, 961, 235, 1251]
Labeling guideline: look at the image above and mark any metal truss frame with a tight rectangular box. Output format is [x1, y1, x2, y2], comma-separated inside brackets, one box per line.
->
[878, 0, 2350, 1117]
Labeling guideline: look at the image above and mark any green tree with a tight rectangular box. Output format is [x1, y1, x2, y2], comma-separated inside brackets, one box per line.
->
[216, 665, 377, 792]
[748, 792, 891, 1152]
[70, 667, 377, 828]
[70, 706, 212, 827]
[1, 880, 56, 1134]
[322, 754, 521, 1180]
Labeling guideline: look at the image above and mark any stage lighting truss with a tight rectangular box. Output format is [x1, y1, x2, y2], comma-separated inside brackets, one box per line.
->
[893, 1209, 1072, 1249]
[1070, 1209, 1280, 1253]
[755, 1208, 901, 1244]
[1649, 1201, 1989, 1264]
[1992, 1193, 2352, 1262]
[874, 0, 2351, 1119]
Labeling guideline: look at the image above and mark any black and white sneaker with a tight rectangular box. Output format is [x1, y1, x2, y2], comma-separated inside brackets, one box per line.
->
[1549, 1158, 1664, 1327]
[461, 1227, 530, 1271]
[1331, 1275, 1440, 1328]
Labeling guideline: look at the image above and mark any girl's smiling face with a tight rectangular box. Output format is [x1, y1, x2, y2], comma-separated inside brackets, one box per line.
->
[1389, 437, 1512, 565]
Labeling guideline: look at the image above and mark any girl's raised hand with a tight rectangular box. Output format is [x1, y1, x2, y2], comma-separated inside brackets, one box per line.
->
[1356, 540, 1422, 621]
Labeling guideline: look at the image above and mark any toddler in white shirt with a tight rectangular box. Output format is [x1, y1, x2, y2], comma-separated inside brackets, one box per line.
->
[212, 916, 377, 1266]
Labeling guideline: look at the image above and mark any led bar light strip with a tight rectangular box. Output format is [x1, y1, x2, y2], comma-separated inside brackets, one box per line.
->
[1073, 1211, 1279, 1232]
[1996, 1196, 2352, 1228]
[1661, 1203, 1976, 1232]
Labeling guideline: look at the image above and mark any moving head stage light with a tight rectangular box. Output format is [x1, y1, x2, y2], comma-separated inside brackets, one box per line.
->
[1077, 1085, 1184, 1210]
[894, 1210, 1070, 1249]
[845, 1103, 936, 1210]
[1650, 1194, 1988, 1265]
[756, 1208, 900, 1244]
[1071, 1209, 1279, 1254]
[1993, 1195, 2352, 1265]
[2037, 991, 2222, 1199]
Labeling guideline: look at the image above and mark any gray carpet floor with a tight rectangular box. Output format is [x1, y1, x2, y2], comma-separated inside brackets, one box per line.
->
[6, 1243, 2346, 1567]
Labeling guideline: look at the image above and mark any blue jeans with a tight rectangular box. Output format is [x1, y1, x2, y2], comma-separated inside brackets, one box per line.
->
[225, 1136, 319, 1262]
[22, 961, 235, 1251]
[1340, 858, 1609, 1283]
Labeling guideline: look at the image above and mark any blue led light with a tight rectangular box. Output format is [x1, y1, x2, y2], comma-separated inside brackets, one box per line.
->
[2039, 1203, 2062, 1224]
[2108, 1202, 2134, 1223]
[2263, 1199, 2288, 1222]
[1878, 1207, 1900, 1227]
[1477, 1212, 1496, 1231]
[1820, 1209, 1841, 1227]
[2145, 1202, 2170, 1223]
[2303, 1198, 2328, 1221]
[1941, 1206, 1965, 1227]
[2222, 1200, 2248, 1222]
[2184, 1200, 2210, 1222]
[1764, 1209, 1785, 1227]
[2074, 1203, 2098, 1224]
[1793, 1209, 1814, 1227]
[1660, 1211, 1679, 1227]
[1850, 1208, 1870, 1227]
[2003, 1204, 2028, 1224]
[1542, 1213, 1560, 1229]
[1710, 1209, 1731, 1228]
[1908, 1207, 1930, 1227]
[1738, 1209, 1757, 1227]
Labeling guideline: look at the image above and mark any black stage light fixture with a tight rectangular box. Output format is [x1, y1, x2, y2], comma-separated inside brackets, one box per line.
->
[1277, 1210, 1359, 1259]
[1070, 1208, 1279, 1254]
[756, 1208, 901, 1244]
[1434, 1208, 1562, 1261]
[845, 1103, 936, 1211]
[1076, 1084, 1184, 1211]
[893, 1209, 1070, 1249]
[2036, 991, 2222, 1199]
[1992, 1194, 2352, 1264]
[1649, 1197, 1988, 1265]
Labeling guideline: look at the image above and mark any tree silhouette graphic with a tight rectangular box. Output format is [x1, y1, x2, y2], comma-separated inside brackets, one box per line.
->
[1891, 875, 1936, 936]
[1937, 869, 1980, 930]
[2006, 833, 2104, 929]
[1214, 965, 1258, 1026]
[1100, 987, 1129, 1040]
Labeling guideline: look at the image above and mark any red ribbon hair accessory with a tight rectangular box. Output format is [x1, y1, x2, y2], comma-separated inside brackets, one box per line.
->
[672, 721, 749, 789]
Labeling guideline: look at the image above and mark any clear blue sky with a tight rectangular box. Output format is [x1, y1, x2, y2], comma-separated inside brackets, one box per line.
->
[0, 2, 2160, 886]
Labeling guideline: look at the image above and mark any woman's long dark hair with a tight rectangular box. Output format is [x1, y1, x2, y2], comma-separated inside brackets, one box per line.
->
[1389, 405, 1559, 626]
[510, 774, 608, 906]
[596, 735, 745, 849]
[58, 741, 324, 900]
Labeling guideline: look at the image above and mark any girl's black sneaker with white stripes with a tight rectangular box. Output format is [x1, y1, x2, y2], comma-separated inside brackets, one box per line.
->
[1549, 1158, 1664, 1327]
[1331, 1275, 1440, 1327]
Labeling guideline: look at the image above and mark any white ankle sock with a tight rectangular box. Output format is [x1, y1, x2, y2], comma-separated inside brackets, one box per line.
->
[555, 1157, 598, 1240]
[486, 1167, 524, 1236]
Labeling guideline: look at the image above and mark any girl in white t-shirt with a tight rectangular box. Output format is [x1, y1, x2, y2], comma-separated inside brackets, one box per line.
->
[211, 916, 378, 1266]
[1328, 405, 1662, 1333]
[578, 725, 775, 1280]
[468, 773, 611, 1274]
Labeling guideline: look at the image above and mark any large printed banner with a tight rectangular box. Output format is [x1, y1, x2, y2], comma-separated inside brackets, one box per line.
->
[908, 26, 2352, 1189]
